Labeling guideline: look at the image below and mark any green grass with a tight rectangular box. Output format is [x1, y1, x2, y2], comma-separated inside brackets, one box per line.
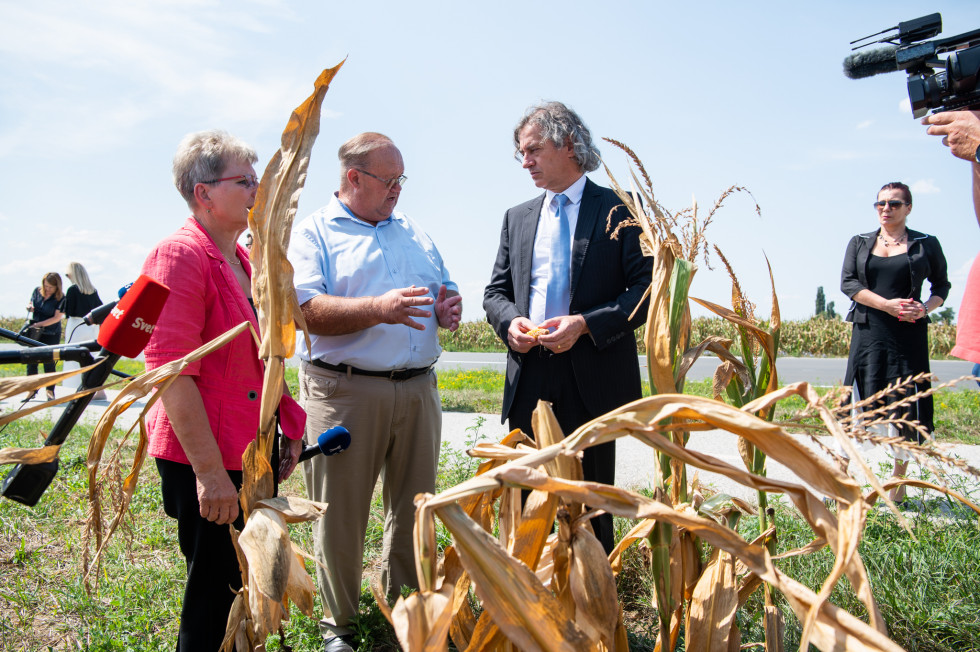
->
[0, 420, 184, 649]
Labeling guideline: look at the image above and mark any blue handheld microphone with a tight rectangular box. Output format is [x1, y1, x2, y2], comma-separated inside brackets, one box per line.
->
[298, 426, 352, 462]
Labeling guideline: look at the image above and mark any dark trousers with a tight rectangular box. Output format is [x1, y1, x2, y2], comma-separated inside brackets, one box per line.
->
[26, 331, 60, 376]
[508, 348, 617, 553]
[157, 459, 245, 652]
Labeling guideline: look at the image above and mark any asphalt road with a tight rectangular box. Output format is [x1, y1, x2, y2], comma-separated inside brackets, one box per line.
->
[436, 352, 977, 387]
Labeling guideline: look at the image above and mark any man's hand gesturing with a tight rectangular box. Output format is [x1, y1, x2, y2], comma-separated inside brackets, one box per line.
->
[374, 286, 434, 330]
[434, 285, 462, 331]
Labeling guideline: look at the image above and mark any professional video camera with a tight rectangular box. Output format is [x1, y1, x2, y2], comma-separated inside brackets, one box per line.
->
[844, 13, 980, 118]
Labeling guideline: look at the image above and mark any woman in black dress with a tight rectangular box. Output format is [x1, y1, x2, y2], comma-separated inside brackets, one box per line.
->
[62, 262, 105, 398]
[25, 272, 65, 400]
[841, 181, 950, 502]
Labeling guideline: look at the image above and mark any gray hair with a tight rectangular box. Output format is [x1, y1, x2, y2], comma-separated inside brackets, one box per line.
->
[513, 101, 600, 173]
[65, 261, 96, 295]
[172, 129, 258, 206]
[337, 132, 396, 186]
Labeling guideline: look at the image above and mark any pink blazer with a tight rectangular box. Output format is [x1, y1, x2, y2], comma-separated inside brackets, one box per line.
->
[141, 217, 305, 471]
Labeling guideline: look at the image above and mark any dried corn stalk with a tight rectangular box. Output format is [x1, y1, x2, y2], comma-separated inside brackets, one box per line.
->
[225, 61, 345, 646]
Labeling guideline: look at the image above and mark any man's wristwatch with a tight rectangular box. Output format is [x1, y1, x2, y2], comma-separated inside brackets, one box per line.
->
[975, 143, 980, 163]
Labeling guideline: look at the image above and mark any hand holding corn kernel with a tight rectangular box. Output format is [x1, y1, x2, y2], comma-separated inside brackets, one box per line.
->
[536, 314, 589, 354]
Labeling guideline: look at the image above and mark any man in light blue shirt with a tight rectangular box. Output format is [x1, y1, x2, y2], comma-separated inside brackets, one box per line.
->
[289, 132, 461, 652]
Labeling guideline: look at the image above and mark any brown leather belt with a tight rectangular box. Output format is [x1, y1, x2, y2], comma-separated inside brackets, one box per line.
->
[310, 358, 432, 381]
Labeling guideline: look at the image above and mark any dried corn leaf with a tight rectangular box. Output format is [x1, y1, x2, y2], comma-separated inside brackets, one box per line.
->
[676, 335, 744, 390]
[238, 507, 291, 636]
[0, 444, 59, 465]
[569, 524, 620, 647]
[249, 61, 344, 365]
[463, 485, 560, 650]
[434, 502, 590, 651]
[736, 435, 755, 471]
[608, 518, 655, 575]
[686, 549, 737, 652]
[677, 531, 703, 603]
[648, 242, 679, 394]
[532, 400, 581, 482]
[713, 361, 738, 402]
[220, 594, 251, 652]
[0, 364, 91, 400]
[253, 495, 329, 523]
[384, 552, 459, 652]
[692, 297, 776, 374]
[442, 548, 477, 650]
[764, 604, 785, 652]
[0, 363, 119, 426]
[285, 546, 315, 616]
[868, 478, 980, 515]
[241, 440, 274, 518]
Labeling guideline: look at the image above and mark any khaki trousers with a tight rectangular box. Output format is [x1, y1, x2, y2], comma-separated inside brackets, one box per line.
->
[299, 361, 441, 639]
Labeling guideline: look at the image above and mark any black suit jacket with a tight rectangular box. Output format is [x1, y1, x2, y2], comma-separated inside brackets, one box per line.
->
[483, 178, 653, 423]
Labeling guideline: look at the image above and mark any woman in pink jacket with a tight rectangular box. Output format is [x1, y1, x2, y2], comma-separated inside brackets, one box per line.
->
[141, 130, 305, 650]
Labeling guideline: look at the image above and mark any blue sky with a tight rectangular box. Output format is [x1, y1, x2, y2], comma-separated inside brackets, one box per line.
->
[2, 0, 979, 328]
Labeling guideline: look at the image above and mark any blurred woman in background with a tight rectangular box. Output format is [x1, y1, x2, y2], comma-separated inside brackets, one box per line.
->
[840, 181, 950, 504]
[61, 262, 105, 398]
[24, 272, 64, 400]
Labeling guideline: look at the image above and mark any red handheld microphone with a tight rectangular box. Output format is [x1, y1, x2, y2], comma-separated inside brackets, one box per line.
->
[97, 274, 170, 358]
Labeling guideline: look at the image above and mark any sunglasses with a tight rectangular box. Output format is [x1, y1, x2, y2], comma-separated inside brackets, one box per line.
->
[873, 200, 909, 209]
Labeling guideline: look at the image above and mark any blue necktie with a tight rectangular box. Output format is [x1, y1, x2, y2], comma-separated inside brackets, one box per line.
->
[545, 193, 570, 320]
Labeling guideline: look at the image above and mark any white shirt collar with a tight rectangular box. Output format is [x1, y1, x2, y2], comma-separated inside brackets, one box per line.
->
[545, 174, 586, 208]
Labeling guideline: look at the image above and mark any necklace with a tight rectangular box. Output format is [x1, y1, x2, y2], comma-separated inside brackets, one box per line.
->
[224, 254, 241, 266]
[878, 231, 907, 248]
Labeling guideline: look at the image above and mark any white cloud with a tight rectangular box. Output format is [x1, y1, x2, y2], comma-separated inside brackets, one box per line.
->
[899, 97, 912, 114]
[856, 120, 873, 130]
[0, 0, 307, 157]
[910, 179, 940, 194]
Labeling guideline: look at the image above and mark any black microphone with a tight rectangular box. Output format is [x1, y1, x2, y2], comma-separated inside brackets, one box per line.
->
[843, 45, 900, 79]
[0, 344, 96, 366]
[298, 426, 352, 462]
[83, 301, 118, 326]
[2, 275, 170, 506]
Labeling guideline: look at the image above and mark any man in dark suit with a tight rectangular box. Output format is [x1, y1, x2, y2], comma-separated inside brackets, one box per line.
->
[483, 101, 652, 552]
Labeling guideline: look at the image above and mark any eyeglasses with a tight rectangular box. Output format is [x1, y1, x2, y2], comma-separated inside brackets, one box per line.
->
[356, 168, 407, 189]
[873, 200, 909, 209]
[202, 174, 260, 189]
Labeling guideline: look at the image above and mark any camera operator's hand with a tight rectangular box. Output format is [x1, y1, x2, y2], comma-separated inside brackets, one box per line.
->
[922, 110, 980, 162]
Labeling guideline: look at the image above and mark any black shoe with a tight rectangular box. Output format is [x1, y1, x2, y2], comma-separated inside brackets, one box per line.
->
[324, 634, 355, 652]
